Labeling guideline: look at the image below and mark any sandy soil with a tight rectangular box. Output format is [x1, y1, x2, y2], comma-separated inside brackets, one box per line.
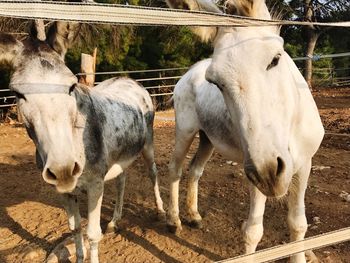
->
[0, 87, 349, 263]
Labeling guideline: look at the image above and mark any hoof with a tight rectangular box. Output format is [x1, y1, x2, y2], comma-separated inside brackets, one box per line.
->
[105, 225, 115, 234]
[166, 223, 182, 234]
[46, 236, 88, 263]
[188, 219, 203, 229]
[157, 211, 167, 222]
[106, 222, 121, 234]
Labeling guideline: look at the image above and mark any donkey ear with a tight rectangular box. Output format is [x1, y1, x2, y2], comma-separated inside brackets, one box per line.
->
[0, 34, 23, 66]
[30, 19, 47, 41]
[225, 0, 270, 19]
[166, 0, 222, 42]
[46, 21, 80, 59]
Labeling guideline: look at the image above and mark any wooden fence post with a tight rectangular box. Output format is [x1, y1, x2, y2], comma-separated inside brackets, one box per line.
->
[79, 47, 97, 87]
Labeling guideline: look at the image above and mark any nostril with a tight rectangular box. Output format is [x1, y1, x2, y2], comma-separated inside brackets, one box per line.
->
[46, 168, 57, 181]
[72, 162, 81, 177]
[276, 157, 285, 177]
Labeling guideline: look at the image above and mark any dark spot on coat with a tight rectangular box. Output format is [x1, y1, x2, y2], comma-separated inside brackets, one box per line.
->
[72, 87, 105, 165]
[0, 34, 17, 45]
[25, 125, 44, 169]
[144, 111, 154, 127]
[74, 85, 151, 167]
[107, 101, 147, 161]
[40, 59, 54, 69]
[36, 149, 44, 170]
[84, 103, 106, 164]
[22, 38, 54, 56]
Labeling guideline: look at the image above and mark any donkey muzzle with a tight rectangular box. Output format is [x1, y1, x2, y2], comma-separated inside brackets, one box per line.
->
[42, 161, 82, 193]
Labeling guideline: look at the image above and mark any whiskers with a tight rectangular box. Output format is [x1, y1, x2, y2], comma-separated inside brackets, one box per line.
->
[267, 193, 287, 206]
[288, 173, 300, 198]
[269, 174, 300, 206]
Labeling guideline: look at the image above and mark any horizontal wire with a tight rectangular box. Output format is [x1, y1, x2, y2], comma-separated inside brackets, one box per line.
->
[0, 1, 349, 28]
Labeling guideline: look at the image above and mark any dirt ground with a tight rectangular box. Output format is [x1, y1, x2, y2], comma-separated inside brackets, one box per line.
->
[0, 87, 349, 263]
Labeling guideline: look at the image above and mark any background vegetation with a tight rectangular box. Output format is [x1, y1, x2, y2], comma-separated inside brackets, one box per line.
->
[0, 0, 349, 113]
[63, 0, 350, 84]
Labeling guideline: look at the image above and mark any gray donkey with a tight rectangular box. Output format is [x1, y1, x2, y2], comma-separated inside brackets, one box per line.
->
[0, 22, 164, 263]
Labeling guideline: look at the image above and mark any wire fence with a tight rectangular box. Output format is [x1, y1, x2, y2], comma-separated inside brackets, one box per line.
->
[1, 63, 349, 110]
[0, 1, 349, 28]
[311, 67, 350, 87]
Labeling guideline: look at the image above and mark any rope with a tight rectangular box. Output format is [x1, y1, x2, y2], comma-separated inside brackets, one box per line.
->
[150, 92, 174, 97]
[76, 67, 187, 76]
[146, 84, 175, 90]
[135, 76, 182, 82]
[216, 227, 350, 263]
[294, 52, 350, 61]
[0, 1, 349, 28]
[0, 103, 15, 108]
[75, 52, 350, 77]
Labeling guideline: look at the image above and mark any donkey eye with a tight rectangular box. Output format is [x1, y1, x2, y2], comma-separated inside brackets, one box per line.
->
[69, 84, 76, 95]
[266, 53, 281, 71]
[14, 91, 26, 100]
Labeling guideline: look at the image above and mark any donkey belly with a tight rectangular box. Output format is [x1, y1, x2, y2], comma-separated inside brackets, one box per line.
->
[201, 119, 243, 162]
[209, 136, 243, 161]
[93, 97, 147, 167]
[107, 111, 147, 162]
[196, 84, 243, 161]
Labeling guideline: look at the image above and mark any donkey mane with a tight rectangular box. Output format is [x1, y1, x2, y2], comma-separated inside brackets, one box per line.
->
[21, 37, 54, 55]
[224, 0, 281, 34]
[76, 83, 91, 95]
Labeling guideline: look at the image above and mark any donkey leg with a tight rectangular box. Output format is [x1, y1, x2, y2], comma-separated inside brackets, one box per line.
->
[107, 172, 126, 232]
[142, 143, 166, 220]
[186, 131, 213, 228]
[87, 179, 104, 263]
[61, 193, 84, 263]
[242, 184, 267, 254]
[288, 160, 312, 263]
[167, 129, 196, 233]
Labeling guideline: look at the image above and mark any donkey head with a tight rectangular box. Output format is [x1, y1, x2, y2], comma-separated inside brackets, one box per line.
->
[167, 0, 301, 197]
[0, 22, 84, 193]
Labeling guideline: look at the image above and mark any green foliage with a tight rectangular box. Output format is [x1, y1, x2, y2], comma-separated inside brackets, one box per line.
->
[0, 0, 349, 92]
[62, 0, 344, 82]
[65, 23, 211, 82]
[62, 0, 212, 79]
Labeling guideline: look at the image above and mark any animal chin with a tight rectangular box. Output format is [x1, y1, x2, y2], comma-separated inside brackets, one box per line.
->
[56, 180, 77, 193]
[261, 184, 288, 198]
[249, 179, 288, 198]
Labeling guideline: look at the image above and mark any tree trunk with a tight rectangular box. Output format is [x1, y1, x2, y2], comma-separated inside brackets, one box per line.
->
[304, 27, 319, 89]
[303, 0, 320, 90]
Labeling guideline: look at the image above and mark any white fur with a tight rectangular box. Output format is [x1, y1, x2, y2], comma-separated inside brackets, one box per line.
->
[165, 0, 324, 262]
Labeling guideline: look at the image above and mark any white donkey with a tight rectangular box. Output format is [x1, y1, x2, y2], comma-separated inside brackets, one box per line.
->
[165, 0, 324, 262]
[0, 22, 164, 263]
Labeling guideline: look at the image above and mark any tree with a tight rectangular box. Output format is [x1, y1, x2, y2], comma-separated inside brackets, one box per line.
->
[289, 0, 350, 89]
